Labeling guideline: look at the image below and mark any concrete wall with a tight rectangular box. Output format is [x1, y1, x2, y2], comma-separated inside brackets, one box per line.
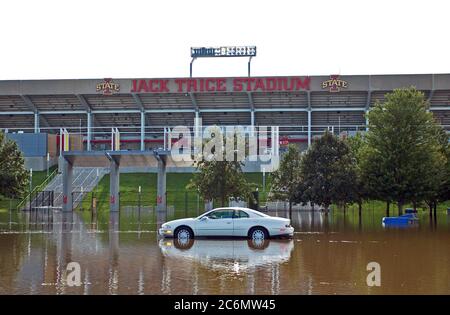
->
[24, 156, 57, 171]
[6, 133, 47, 157]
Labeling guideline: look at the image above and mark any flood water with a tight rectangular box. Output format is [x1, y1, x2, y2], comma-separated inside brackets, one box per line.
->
[0, 207, 449, 295]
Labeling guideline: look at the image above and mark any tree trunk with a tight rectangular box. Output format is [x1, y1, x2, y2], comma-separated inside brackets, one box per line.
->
[386, 201, 390, 217]
[429, 203, 433, 218]
[397, 201, 403, 216]
[358, 201, 362, 218]
[289, 201, 293, 219]
[413, 201, 417, 212]
[433, 202, 437, 221]
[358, 213, 362, 231]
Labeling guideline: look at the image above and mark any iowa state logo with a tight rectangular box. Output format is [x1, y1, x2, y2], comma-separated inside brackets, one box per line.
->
[321, 75, 348, 93]
[96, 78, 120, 95]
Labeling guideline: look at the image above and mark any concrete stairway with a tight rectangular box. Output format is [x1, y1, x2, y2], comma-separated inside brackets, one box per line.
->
[44, 167, 108, 209]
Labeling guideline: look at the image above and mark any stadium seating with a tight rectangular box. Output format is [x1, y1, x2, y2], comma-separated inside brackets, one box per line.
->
[0, 76, 449, 142]
[429, 90, 450, 107]
[252, 92, 308, 109]
[311, 91, 367, 108]
[0, 96, 30, 112]
[139, 93, 193, 110]
[432, 110, 450, 130]
[28, 95, 84, 111]
[196, 92, 249, 110]
[0, 114, 34, 130]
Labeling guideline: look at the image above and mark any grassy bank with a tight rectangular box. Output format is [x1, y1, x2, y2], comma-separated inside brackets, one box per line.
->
[0, 166, 57, 211]
[2, 170, 449, 215]
[77, 172, 450, 214]
[78, 172, 272, 212]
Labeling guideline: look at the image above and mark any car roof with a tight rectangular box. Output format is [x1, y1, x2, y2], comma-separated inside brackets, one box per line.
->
[206, 207, 268, 217]
[211, 207, 251, 212]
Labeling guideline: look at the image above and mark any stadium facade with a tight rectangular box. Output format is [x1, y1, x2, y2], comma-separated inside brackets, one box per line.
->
[0, 73, 449, 170]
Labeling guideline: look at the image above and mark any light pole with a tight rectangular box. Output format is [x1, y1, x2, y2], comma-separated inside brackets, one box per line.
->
[138, 185, 142, 214]
[190, 57, 196, 78]
[262, 167, 266, 193]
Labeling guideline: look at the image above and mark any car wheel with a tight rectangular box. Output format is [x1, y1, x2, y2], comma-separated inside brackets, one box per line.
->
[249, 227, 268, 241]
[247, 238, 270, 250]
[175, 226, 193, 240]
[174, 238, 194, 250]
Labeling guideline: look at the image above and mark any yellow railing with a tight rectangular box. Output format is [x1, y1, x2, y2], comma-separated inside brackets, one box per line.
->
[16, 168, 58, 211]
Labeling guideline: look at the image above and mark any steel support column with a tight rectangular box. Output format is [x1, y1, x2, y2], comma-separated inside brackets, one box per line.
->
[156, 156, 167, 212]
[365, 110, 369, 132]
[87, 112, 92, 151]
[140, 111, 145, 151]
[365, 88, 371, 132]
[109, 157, 120, 212]
[34, 112, 39, 133]
[307, 110, 312, 147]
[194, 110, 200, 138]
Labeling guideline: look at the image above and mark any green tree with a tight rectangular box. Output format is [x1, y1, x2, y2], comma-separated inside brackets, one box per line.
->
[361, 87, 445, 215]
[186, 126, 252, 207]
[423, 128, 450, 216]
[300, 130, 357, 212]
[0, 131, 29, 199]
[345, 132, 370, 216]
[269, 145, 303, 215]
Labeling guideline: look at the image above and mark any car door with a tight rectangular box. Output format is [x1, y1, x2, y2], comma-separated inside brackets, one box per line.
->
[232, 210, 252, 237]
[195, 209, 234, 236]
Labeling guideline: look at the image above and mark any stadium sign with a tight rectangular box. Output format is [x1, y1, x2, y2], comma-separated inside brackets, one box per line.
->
[130, 77, 310, 93]
[191, 46, 257, 58]
[96, 78, 120, 95]
[321, 75, 348, 93]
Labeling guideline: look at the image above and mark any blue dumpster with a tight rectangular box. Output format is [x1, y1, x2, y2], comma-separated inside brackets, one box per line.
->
[382, 213, 418, 227]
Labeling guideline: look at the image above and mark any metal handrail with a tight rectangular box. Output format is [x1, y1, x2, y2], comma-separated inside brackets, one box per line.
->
[16, 168, 58, 211]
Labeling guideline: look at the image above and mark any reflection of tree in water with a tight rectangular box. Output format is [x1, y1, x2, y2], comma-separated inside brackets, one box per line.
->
[286, 230, 450, 294]
[0, 233, 27, 293]
[2, 206, 449, 294]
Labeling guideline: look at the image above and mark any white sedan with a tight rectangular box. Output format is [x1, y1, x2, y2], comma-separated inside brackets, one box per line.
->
[158, 207, 294, 240]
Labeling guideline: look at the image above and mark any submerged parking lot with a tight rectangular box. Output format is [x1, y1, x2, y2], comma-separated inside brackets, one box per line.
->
[0, 208, 449, 295]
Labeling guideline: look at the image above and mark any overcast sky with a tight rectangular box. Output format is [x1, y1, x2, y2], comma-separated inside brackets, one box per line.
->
[0, 0, 449, 80]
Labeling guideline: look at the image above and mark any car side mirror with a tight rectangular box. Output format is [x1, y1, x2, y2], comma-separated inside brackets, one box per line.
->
[199, 216, 208, 221]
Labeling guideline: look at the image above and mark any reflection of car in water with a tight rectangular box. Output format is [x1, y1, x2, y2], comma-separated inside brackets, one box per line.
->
[158, 207, 294, 240]
[159, 238, 294, 270]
